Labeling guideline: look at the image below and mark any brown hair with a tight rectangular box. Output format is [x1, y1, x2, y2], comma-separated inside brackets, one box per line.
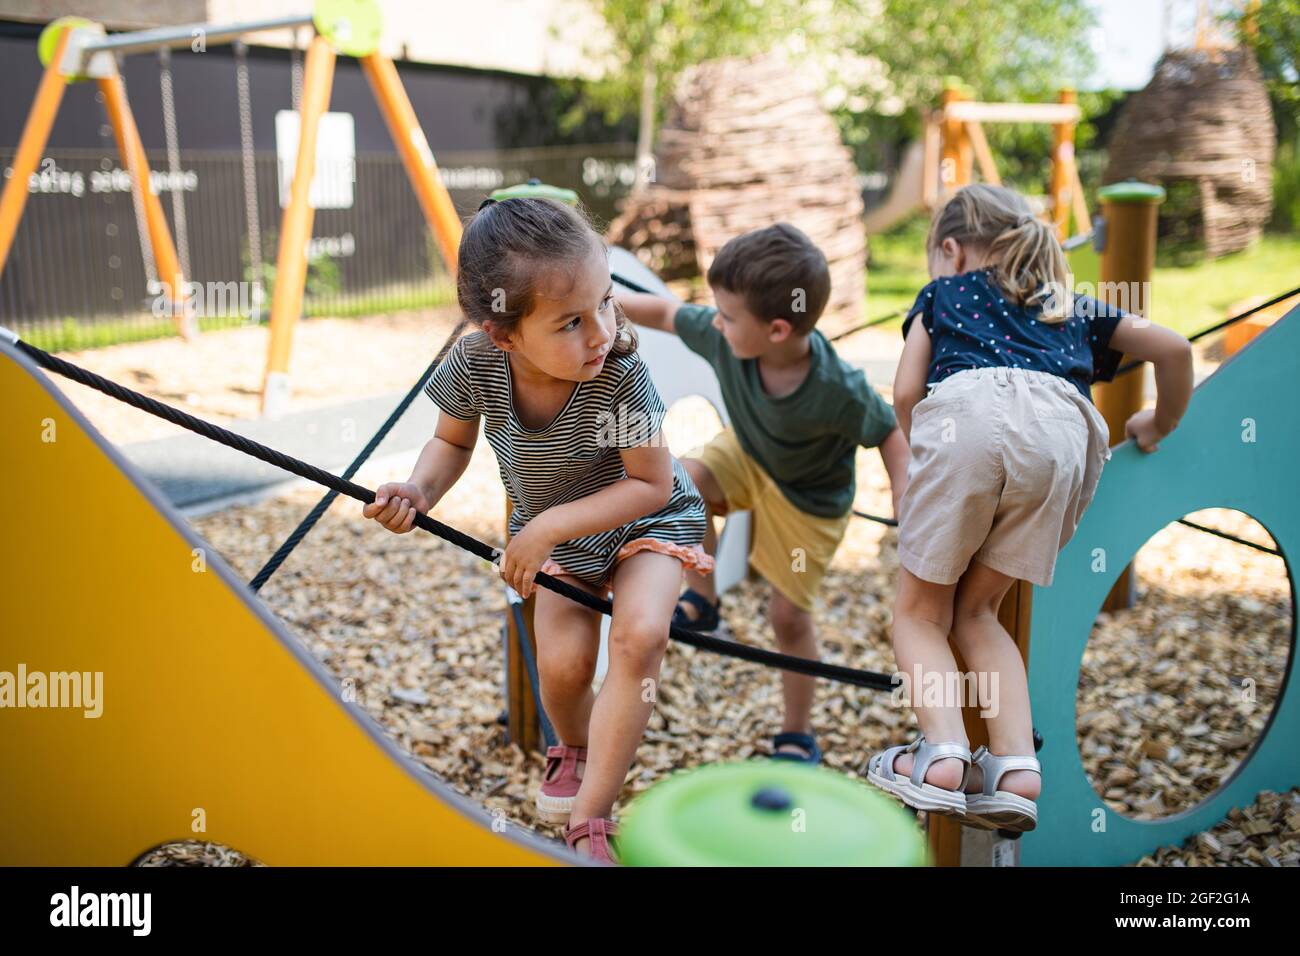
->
[456, 197, 637, 354]
[927, 184, 1072, 323]
[706, 223, 831, 334]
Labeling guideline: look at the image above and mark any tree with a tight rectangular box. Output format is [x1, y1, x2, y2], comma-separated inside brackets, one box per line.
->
[571, 0, 1100, 190]
[571, 0, 810, 190]
[1232, 0, 1300, 139]
[813, 0, 1099, 177]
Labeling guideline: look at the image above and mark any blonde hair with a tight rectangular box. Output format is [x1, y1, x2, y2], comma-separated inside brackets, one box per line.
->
[927, 184, 1072, 323]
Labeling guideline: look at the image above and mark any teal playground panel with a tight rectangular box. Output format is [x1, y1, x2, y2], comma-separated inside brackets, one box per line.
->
[1021, 304, 1298, 866]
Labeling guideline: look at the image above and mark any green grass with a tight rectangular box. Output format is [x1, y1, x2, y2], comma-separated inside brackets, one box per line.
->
[23, 313, 250, 353]
[302, 282, 456, 320]
[1149, 236, 1300, 338]
[864, 215, 931, 328]
[17, 282, 458, 353]
[863, 216, 1300, 339]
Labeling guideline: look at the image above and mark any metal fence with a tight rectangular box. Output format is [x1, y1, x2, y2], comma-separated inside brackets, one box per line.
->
[0, 142, 636, 351]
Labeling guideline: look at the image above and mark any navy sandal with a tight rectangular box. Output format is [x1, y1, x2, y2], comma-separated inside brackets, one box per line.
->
[771, 731, 822, 765]
[672, 588, 720, 632]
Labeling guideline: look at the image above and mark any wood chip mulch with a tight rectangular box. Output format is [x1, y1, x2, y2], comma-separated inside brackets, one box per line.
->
[136, 442, 1294, 867]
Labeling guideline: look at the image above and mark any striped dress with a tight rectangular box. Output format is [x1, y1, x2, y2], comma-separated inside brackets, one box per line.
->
[425, 330, 709, 587]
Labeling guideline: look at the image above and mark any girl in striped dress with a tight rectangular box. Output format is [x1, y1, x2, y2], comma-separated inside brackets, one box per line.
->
[363, 197, 712, 862]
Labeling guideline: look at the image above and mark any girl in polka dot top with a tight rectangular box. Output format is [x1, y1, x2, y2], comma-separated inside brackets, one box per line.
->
[867, 184, 1193, 832]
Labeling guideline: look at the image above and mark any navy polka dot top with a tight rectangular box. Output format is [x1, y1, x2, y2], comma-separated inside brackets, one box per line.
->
[903, 268, 1128, 401]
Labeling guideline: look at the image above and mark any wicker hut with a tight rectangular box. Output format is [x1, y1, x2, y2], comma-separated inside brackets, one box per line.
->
[1104, 46, 1275, 259]
[607, 52, 865, 334]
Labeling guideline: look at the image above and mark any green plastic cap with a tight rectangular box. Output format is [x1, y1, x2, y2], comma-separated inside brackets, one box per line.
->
[313, 0, 382, 57]
[618, 762, 928, 867]
[1098, 181, 1166, 204]
[490, 181, 580, 205]
[38, 16, 97, 83]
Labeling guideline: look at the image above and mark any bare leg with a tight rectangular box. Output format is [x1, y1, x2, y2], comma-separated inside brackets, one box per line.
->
[568, 550, 682, 855]
[886, 567, 967, 790]
[948, 560, 1039, 800]
[679, 457, 726, 615]
[533, 574, 603, 749]
[768, 587, 818, 756]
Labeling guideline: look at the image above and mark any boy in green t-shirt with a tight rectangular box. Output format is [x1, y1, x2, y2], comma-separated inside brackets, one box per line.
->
[618, 223, 909, 762]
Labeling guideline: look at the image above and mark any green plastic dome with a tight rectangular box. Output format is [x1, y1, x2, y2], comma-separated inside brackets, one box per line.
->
[619, 762, 927, 867]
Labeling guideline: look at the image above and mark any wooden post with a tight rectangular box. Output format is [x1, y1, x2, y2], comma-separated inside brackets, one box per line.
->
[965, 121, 1001, 186]
[503, 501, 543, 752]
[0, 25, 72, 280]
[261, 34, 336, 417]
[940, 81, 972, 196]
[359, 54, 462, 276]
[99, 68, 193, 338]
[926, 581, 1033, 866]
[1092, 182, 1164, 612]
[1050, 88, 1077, 240]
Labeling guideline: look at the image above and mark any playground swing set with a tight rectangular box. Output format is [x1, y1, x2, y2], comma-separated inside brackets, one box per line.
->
[2, 9, 1299, 867]
[865, 80, 1090, 243]
[0, 1, 464, 417]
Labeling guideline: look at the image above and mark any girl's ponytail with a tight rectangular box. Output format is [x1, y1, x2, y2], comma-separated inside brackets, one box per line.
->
[987, 214, 1071, 322]
[927, 184, 1072, 324]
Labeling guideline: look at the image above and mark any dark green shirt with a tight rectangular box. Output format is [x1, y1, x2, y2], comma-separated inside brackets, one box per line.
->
[674, 304, 897, 518]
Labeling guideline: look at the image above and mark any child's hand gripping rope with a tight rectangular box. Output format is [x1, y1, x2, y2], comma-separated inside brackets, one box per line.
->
[495, 513, 560, 600]
[363, 482, 434, 533]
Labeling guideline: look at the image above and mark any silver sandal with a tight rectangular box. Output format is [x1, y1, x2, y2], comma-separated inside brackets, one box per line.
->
[867, 734, 971, 817]
[963, 746, 1040, 832]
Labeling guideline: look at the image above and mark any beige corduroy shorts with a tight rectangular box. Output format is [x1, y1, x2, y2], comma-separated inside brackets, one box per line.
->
[897, 366, 1112, 587]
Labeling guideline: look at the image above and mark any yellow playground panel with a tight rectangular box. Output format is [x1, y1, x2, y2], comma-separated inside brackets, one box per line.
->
[0, 340, 563, 866]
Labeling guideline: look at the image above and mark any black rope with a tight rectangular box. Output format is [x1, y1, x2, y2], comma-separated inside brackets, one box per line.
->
[613, 271, 905, 345]
[508, 598, 557, 748]
[9, 336, 898, 692]
[610, 272, 654, 296]
[853, 509, 898, 528]
[840, 284, 1300, 530]
[1176, 519, 1281, 557]
[1114, 283, 1300, 377]
[248, 319, 467, 592]
[829, 309, 905, 343]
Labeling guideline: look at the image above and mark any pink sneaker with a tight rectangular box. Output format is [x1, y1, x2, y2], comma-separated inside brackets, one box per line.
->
[563, 817, 618, 864]
[536, 744, 586, 823]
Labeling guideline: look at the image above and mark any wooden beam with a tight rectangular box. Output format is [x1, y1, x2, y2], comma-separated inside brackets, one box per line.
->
[1070, 159, 1090, 238]
[99, 68, 192, 338]
[944, 101, 1081, 125]
[1049, 89, 1078, 241]
[922, 112, 941, 208]
[1093, 188, 1162, 612]
[359, 53, 462, 278]
[504, 500, 542, 752]
[262, 34, 336, 416]
[926, 580, 1034, 866]
[0, 25, 72, 280]
[965, 121, 1001, 186]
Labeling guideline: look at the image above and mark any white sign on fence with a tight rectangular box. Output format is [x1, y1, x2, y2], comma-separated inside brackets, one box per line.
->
[275, 111, 356, 210]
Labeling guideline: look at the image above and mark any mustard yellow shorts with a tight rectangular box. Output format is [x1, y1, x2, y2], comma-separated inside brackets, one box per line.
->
[687, 428, 851, 612]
